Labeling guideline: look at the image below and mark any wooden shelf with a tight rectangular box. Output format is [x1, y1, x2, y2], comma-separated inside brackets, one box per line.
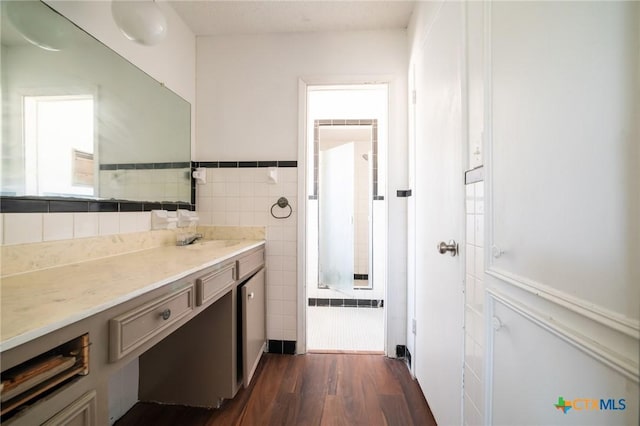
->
[1, 334, 89, 420]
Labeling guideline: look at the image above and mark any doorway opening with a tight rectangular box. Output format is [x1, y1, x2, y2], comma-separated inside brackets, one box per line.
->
[305, 84, 388, 353]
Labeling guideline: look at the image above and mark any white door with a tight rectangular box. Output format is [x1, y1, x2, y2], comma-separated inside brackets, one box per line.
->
[413, 1, 464, 425]
[318, 142, 355, 292]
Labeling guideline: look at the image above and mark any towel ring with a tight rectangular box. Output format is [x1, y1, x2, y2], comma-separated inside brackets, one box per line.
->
[270, 197, 292, 219]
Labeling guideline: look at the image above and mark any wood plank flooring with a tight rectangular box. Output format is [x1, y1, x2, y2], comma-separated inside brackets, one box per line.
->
[116, 353, 437, 426]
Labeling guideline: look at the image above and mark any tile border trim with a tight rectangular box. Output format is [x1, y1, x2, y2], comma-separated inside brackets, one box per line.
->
[307, 298, 383, 308]
[0, 197, 193, 214]
[267, 340, 296, 355]
[99, 162, 190, 170]
[192, 160, 298, 168]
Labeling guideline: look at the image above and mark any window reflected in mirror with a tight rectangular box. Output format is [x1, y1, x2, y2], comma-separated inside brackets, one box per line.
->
[24, 94, 96, 197]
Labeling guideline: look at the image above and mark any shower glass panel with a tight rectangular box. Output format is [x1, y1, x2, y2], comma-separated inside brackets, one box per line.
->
[319, 142, 354, 293]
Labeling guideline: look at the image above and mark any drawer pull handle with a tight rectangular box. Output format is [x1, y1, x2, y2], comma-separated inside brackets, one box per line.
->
[248, 292, 255, 299]
[160, 309, 171, 320]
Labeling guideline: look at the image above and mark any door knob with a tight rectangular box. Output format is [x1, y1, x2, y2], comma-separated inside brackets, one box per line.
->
[437, 240, 458, 256]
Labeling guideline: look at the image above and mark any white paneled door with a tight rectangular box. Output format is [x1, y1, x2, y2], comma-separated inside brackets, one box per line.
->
[413, 1, 465, 425]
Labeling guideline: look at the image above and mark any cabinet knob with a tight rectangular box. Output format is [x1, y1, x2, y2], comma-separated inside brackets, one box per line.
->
[160, 309, 171, 320]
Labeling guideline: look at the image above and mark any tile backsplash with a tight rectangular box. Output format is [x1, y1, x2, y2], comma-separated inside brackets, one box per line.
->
[1, 211, 152, 246]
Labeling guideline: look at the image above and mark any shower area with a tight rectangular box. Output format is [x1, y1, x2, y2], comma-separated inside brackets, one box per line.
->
[305, 85, 387, 353]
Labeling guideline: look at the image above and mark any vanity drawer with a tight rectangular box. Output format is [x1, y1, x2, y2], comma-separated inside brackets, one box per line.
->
[237, 248, 265, 280]
[196, 263, 236, 306]
[42, 390, 97, 426]
[109, 285, 194, 362]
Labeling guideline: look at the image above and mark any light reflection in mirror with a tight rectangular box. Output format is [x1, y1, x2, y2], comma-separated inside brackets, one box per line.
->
[24, 94, 95, 197]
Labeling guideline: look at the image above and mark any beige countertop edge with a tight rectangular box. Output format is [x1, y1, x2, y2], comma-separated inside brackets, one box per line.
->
[0, 240, 265, 353]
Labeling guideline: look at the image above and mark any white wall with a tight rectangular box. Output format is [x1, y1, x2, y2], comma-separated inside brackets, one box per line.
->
[196, 30, 406, 160]
[490, 1, 638, 317]
[196, 30, 408, 355]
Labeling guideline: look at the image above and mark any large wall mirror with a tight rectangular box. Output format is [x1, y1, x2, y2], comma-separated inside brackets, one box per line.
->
[1, 1, 192, 208]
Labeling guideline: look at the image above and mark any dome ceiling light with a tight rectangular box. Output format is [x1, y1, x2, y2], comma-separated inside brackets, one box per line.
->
[111, 0, 167, 46]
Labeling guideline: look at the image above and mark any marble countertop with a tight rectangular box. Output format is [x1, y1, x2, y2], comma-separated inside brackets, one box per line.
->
[0, 239, 264, 353]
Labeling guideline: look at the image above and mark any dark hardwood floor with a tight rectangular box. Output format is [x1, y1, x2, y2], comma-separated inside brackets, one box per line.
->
[116, 353, 437, 426]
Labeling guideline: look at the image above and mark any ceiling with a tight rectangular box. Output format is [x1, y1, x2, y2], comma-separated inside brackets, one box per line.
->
[168, 0, 416, 36]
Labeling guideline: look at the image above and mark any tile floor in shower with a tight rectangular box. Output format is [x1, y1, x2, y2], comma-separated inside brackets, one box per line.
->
[306, 305, 384, 352]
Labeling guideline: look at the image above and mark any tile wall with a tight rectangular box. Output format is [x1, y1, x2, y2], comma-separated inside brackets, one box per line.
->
[0, 211, 152, 246]
[195, 165, 298, 343]
[464, 180, 485, 426]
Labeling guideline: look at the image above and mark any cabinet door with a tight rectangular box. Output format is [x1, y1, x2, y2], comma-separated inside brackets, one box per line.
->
[241, 268, 266, 387]
[42, 390, 96, 426]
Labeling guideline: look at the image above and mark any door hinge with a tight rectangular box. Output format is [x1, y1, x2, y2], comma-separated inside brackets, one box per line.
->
[412, 318, 416, 334]
[411, 90, 417, 105]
